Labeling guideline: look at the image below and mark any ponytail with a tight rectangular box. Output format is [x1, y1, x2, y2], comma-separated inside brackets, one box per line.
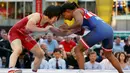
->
[71, 2, 79, 8]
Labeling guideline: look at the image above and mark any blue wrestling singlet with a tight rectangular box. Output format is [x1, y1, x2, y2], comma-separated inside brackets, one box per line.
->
[79, 8, 113, 51]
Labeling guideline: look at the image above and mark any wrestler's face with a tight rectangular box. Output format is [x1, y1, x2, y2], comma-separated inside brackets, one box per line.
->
[62, 9, 73, 20]
[49, 16, 58, 24]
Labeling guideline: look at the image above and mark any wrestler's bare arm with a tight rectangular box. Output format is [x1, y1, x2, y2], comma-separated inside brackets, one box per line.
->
[25, 13, 52, 32]
[50, 27, 81, 36]
[68, 9, 83, 29]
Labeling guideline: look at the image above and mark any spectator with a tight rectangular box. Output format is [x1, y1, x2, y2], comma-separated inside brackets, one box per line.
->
[56, 36, 64, 44]
[84, 51, 101, 70]
[48, 49, 66, 69]
[0, 57, 2, 68]
[17, 55, 25, 68]
[39, 58, 49, 69]
[85, 49, 93, 62]
[40, 43, 51, 61]
[0, 29, 12, 68]
[43, 33, 59, 54]
[42, 33, 47, 40]
[15, 49, 32, 69]
[24, 51, 32, 68]
[113, 36, 124, 53]
[100, 52, 120, 70]
[36, 35, 44, 45]
[128, 36, 130, 44]
[1, 56, 6, 68]
[127, 57, 130, 69]
[96, 49, 105, 62]
[60, 36, 76, 52]
[89, 43, 102, 62]
[124, 39, 130, 57]
[73, 36, 80, 44]
[92, 43, 102, 57]
[114, 52, 120, 58]
[58, 45, 67, 59]
[65, 47, 79, 69]
[100, 58, 115, 70]
[118, 52, 129, 70]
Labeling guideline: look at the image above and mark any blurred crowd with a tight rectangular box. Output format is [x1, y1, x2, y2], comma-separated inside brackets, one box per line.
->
[0, 29, 130, 70]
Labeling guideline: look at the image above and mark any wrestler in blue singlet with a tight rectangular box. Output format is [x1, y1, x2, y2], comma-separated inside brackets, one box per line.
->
[79, 8, 113, 51]
[58, 2, 124, 73]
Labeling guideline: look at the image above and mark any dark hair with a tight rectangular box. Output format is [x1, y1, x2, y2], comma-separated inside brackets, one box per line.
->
[116, 36, 120, 39]
[124, 38, 128, 43]
[60, 2, 79, 13]
[118, 52, 128, 63]
[88, 51, 97, 57]
[114, 52, 120, 58]
[53, 48, 62, 54]
[44, 5, 61, 20]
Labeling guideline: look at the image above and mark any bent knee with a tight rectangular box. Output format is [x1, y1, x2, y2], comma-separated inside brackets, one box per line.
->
[36, 51, 45, 58]
[74, 46, 80, 52]
[74, 46, 85, 53]
[103, 50, 113, 58]
[13, 48, 22, 55]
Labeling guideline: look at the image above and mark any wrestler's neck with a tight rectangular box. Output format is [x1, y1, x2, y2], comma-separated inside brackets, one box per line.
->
[40, 15, 50, 25]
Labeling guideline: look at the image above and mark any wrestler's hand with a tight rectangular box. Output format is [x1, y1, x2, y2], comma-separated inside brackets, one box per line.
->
[59, 24, 69, 32]
[43, 25, 53, 31]
[59, 23, 69, 30]
[59, 28, 68, 32]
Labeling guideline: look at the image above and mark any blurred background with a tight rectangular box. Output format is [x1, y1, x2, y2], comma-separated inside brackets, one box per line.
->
[0, 0, 130, 70]
[0, 0, 130, 38]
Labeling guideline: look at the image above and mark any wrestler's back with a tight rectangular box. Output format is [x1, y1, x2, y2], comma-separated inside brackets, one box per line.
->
[9, 13, 42, 34]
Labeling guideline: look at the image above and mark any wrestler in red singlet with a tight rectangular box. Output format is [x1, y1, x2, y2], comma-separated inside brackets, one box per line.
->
[8, 14, 49, 51]
[8, 5, 61, 73]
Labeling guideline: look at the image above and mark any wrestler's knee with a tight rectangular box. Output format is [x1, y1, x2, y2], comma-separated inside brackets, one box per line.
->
[12, 47, 22, 56]
[103, 50, 113, 58]
[37, 51, 44, 59]
[74, 45, 84, 54]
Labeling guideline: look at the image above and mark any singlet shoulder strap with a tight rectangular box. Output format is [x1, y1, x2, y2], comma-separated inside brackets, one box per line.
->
[75, 8, 86, 16]
[37, 13, 43, 25]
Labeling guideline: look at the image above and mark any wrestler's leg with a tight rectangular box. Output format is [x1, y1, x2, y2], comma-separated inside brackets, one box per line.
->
[102, 38, 123, 73]
[9, 39, 23, 68]
[103, 50, 123, 73]
[8, 39, 23, 73]
[75, 30, 104, 69]
[30, 44, 44, 72]
[74, 41, 86, 69]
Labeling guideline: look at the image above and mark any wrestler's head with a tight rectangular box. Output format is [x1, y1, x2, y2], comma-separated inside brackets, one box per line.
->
[44, 5, 61, 24]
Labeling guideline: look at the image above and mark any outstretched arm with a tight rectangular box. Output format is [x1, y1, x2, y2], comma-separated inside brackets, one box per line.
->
[50, 27, 70, 36]
[50, 27, 81, 36]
